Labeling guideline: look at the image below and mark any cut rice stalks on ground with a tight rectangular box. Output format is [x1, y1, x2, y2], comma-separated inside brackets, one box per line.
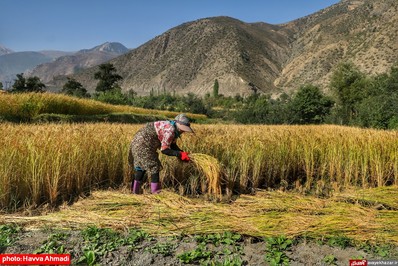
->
[189, 153, 223, 200]
[3, 186, 398, 245]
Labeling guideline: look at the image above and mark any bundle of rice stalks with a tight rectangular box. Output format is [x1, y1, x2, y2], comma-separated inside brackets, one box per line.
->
[190, 153, 223, 200]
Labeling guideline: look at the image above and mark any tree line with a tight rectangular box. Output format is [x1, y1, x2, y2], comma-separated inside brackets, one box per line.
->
[3, 61, 398, 129]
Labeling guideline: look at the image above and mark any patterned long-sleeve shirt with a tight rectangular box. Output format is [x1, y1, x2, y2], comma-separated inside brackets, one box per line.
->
[128, 121, 179, 175]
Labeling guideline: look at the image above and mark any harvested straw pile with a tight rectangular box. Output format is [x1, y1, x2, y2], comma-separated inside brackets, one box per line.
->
[190, 153, 223, 199]
[5, 187, 398, 245]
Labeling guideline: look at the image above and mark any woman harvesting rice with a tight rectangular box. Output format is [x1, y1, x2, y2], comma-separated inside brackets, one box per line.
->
[128, 113, 194, 194]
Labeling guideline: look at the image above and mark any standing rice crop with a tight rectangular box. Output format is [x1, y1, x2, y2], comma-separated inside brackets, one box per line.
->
[181, 124, 398, 195]
[1, 123, 397, 211]
[0, 123, 138, 211]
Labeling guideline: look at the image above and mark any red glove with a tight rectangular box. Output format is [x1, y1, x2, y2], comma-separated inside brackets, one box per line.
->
[180, 151, 190, 162]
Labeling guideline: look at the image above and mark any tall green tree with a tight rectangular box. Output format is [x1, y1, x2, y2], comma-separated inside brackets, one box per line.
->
[0, 82, 3, 90]
[182, 93, 208, 114]
[355, 66, 398, 129]
[267, 93, 292, 124]
[386, 66, 398, 93]
[94, 63, 123, 92]
[289, 85, 334, 124]
[62, 78, 90, 98]
[235, 94, 270, 124]
[356, 94, 398, 129]
[12, 74, 26, 92]
[330, 62, 366, 124]
[11, 73, 46, 93]
[213, 79, 219, 98]
[25, 76, 46, 92]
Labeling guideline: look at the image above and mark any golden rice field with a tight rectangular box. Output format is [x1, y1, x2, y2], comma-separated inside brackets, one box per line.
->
[0, 92, 206, 121]
[1, 122, 397, 213]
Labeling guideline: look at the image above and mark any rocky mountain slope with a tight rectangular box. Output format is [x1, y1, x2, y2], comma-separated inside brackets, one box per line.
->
[0, 45, 14, 56]
[52, 0, 398, 96]
[277, 0, 398, 94]
[28, 42, 129, 83]
[55, 17, 291, 96]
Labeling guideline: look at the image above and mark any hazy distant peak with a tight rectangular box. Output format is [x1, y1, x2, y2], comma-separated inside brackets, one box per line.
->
[27, 42, 130, 84]
[0, 45, 14, 56]
[78, 42, 129, 54]
[38, 50, 75, 60]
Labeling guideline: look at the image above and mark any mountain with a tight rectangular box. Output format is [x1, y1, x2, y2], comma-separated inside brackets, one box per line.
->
[38, 50, 75, 60]
[0, 52, 53, 83]
[28, 42, 129, 83]
[0, 48, 72, 84]
[79, 42, 129, 54]
[53, 18, 291, 96]
[275, 0, 398, 93]
[53, 0, 398, 96]
[0, 45, 14, 56]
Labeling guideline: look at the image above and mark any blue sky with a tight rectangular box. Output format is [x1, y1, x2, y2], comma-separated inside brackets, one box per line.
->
[1, 0, 340, 52]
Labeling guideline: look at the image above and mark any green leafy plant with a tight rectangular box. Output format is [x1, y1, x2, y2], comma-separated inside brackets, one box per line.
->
[350, 256, 365, 260]
[0, 224, 20, 251]
[220, 256, 244, 266]
[372, 245, 392, 258]
[202, 256, 244, 266]
[124, 228, 150, 249]
[195, 232, 241, 246]
[81, 250, 96, 266]
[264, 236, 292, 266]
[218, 247, 233, 256]
[177, 243, 213, 264]
[360, 242, 395, 258]
[327, 235, 353, 249]
[323, 254, 337, 265]
[145, 242, 175, 256]
[78, 226, 124, 265]
[34, 232, 68, 254]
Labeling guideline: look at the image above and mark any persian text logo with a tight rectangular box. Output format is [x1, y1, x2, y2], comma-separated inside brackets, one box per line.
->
[350, 260, 368, 266]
